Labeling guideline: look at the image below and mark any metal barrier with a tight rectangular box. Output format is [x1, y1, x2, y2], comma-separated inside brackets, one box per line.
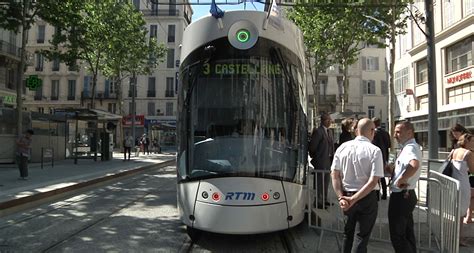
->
[307, 166, 461, 253]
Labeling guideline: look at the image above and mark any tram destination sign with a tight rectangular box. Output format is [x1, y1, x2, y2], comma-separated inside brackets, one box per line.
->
[202, 63, 282, 76]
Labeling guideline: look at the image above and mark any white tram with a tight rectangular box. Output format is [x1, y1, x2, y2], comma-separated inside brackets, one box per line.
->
[177, 10, 308, 238]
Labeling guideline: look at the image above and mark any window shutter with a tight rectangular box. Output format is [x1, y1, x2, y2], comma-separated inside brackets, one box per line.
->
[363, 80, 368, 94]
[361, 56, 366, 70]
[374, 57, 379, 70]
[370, 80, 376, 94]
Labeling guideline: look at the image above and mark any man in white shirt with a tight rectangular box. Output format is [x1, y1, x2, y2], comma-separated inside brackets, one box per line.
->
[386, 121, 422, 253]
[331, 118, 384, 253]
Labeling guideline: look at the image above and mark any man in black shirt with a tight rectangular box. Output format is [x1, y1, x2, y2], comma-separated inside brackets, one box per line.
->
[371, 117, 391, 200]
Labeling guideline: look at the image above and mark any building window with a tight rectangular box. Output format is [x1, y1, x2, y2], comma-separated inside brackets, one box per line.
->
[168, 25, 175, 43]
[108, 103, 116, 114]
[37, 25, 45, 43]
[416, 95, 429, 110]
[395, 67, 409, 94]
[83, 76, 91, 97]
[447, 83, 474, 104]
[362, 56, 379, 71]
[465, 0, 474, 16]
[443, 0, 455, 28]
[149, 25, 157, 40]
[35, 53, 44, 71]
[51, 80, 59, 100]
[166, 77, 174, 97]
[363, 80, 376, 95]
[52, 57, 60, 71]
[446, 36, 473, 74]
[34, 85, 43, 100]
[368, 106, 375, 119]
[133, 0, 140, 10]
[104, 79, 116, 98]
[166, 102, 173, 116]
[148, 102, 155, 116]
[381, 80, 388, 95]
[128, 77, 137, 97]
[416, 58, 428, 85]
[68, 80, 76, 100]
[167, 48, 174, 68]
[147, 77, 156, 97]
[38, 107, 44, 114]
[169, 0, 176, 15]
[151, 2, 158, 15]
[6, 68, 15, 89]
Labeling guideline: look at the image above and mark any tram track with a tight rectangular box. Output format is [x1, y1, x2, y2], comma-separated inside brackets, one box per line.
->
[178, 230, 294, 252]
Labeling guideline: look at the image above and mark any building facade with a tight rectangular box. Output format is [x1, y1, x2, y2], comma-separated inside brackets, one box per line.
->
[22, 1, 192, 149]
[0, 28, 21, 110]
[307, 44, 389, 137]
[393, 0, 474, 150]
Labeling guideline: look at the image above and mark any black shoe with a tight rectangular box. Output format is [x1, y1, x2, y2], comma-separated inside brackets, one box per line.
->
[381, 195, 387, 200]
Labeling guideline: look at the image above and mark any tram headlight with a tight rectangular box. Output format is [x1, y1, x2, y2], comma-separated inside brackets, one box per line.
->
[212, 192, 221, 202]
[273, 192, 280, 200]
[202, 191, 209, 199]
[228, 20, 259, 50]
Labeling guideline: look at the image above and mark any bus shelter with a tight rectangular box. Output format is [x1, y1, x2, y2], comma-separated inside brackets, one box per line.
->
[62, 109, 122, 164]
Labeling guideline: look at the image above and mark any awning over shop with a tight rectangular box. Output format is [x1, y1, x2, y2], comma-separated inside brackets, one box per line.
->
[145, 118, 176, 129]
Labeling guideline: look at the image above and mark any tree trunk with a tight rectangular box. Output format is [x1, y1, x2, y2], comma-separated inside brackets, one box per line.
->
[91, 72, 97, 109]
[388, 7, 397, 152]
[341, 62, 349, 112]
[16, 0, 30, 136]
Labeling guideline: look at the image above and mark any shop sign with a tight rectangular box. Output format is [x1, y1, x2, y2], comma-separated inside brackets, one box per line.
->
[1, 95, 16, 104]
[122, 115, 145, 126]
[446, 70, 472, 84]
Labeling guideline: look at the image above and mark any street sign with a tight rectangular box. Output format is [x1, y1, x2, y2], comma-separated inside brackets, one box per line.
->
[26, 75, 43, 91]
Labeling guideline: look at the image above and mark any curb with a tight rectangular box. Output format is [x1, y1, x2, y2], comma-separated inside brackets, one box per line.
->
[0, 159, 175, 216]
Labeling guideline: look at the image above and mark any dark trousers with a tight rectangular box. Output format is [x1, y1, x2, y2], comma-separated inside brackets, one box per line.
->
[316, 172, 330, 204]
[16, 155, 29, 178]
[124, 147, 131, 160]
[380, 177, 387, 198]
[343, 191, 378, 253]
[388, 190, 417, 253]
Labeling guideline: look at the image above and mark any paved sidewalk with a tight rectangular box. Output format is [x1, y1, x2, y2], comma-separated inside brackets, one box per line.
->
[0, 151, 176, 217]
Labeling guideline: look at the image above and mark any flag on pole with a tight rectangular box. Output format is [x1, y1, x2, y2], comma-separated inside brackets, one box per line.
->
[268, 0, 283, 30]
[210, 0, 224, 19]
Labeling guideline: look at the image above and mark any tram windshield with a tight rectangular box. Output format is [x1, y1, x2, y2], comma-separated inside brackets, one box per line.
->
[178, 49, 306, 183]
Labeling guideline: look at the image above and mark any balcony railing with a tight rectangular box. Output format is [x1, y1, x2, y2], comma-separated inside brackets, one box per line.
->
[147, 90, 156, 97]
[34, 95, 42, 101]
[141, 9, 179, 17]
[104, 93, 117, 99]
[165, 90, 174, 97]
[0, 40, 19, 58]
[50, 96, 58, 101]
[67, 95, 75, 101]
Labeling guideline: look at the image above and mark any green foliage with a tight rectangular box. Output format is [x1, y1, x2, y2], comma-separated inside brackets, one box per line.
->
[101, 2, 166, 79]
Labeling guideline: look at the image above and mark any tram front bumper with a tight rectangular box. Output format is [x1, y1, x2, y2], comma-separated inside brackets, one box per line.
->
[192, 201, 289, 234]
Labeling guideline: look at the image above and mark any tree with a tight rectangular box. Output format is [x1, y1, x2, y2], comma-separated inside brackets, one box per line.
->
[1, 0, 39, 135]
[100, 1, 166, 116]
[40, 0, 139, 109]
[361, 0, 412, 146]
[287, 6, 336, 127]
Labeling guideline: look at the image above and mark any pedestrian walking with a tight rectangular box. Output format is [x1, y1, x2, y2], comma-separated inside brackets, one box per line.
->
[331, 118, 384, 253]
[372, 117, 391, 200]
[386, 121, 422, 253]
[16, 129, 34, 180]
[123, 132, 134, 161]
[450, 133, 474, 246]
[140, 134, 150, 155]
[309, 113, 335, 209]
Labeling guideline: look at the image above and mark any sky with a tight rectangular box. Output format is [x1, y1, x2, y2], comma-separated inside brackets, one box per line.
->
[190, 1, 266, 21]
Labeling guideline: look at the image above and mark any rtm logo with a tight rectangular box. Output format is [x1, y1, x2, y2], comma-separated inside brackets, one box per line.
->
[225, 192, 255, 200]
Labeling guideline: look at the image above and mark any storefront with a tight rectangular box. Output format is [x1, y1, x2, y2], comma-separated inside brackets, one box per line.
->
[145, 117, 176, 149]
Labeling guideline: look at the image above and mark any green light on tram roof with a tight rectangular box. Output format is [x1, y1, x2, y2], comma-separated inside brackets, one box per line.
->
[236, 29, 250, 43]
